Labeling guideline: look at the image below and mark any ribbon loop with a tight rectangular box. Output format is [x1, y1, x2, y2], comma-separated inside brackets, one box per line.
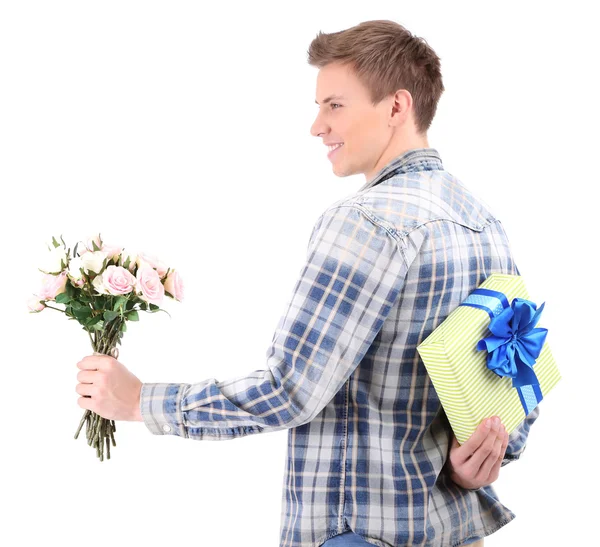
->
[477, 296, 547, 388]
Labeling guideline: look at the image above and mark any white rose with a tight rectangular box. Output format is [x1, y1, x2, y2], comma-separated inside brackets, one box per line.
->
[81, 250, 108, 274]
[75, 240, 88, 257]
[92, 272, 109, 295]
[85, 234, 103, 252]
[68, 256, 84, 281]
[40, 246, 68, 274]
[77, 235, 105, 257]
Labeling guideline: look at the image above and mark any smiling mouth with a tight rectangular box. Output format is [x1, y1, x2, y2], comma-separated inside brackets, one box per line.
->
[327, 143, 344, 159]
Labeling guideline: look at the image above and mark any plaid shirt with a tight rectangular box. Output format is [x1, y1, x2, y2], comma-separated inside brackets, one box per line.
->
[140, 148, 538, 547]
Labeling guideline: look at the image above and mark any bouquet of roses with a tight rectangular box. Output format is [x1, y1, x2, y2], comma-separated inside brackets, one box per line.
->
[27, 234, 184, 461]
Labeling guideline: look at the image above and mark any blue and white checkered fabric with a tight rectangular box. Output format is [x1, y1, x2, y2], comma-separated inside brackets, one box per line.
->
[140, 148, 539, 546]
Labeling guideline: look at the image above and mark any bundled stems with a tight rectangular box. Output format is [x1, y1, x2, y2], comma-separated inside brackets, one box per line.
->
[73, 317, 122, 462]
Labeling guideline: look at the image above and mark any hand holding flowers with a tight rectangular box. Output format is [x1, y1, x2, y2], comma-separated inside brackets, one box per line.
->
[76, 353, 144, 423]
[28, 234, 184, 461]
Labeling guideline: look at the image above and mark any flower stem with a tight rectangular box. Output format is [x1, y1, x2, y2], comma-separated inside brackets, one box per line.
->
[44, 304, 66, 313]
[74, 409, 90, 439]
[75, 321, 124, 461]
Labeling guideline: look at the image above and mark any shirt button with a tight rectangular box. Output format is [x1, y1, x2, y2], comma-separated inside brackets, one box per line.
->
[162, 424, 171, 433]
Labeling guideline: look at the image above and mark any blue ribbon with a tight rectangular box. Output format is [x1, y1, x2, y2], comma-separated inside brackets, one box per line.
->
[460, 288, 548, 415]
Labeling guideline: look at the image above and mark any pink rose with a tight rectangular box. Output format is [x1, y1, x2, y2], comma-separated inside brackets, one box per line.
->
[71, 278, 85, 289]
[164, 270, 184, 302]
[102, 244, 123, 261]
[27, 295, 45, 312]
[39, 272, 68, 300]
[103, 265, 136, 296]
[136, 266, 164, 305]
[137, 252, 169, 277]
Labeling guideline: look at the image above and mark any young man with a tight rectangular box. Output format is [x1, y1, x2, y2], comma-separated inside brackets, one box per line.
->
[76, 19, 538, 547]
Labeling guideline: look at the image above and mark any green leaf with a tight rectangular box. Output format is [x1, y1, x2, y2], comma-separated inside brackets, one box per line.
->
[90, 319, 104, 331]
[97, 257, 109, 276]
[139, 301, 148, 311]
[73, 307, 92, 321]
[51, 236, 60, 248]
[70, 300, 83, 310]
[92, 238, 101, 252]
[126, 299, 136, 310]
[120, 321, 127, 332]
[149, 303, 159, 311]
[65, 282, 75, 297]
[103, 310, 118, 322]
[123, 256, 131, 270]
[55, 293, 71, 304]
[73, 241, 79, 258]
[86, 315, 103, 328]
[60, 234, 66, 249]
[126, 310, 139, 321]
[113, 296, 128, 312]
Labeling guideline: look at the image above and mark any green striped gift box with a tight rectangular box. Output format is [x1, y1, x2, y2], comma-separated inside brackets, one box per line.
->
[416, 273, 561, 444]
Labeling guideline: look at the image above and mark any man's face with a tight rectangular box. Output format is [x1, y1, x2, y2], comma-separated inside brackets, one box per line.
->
[311, 62, 395, 181]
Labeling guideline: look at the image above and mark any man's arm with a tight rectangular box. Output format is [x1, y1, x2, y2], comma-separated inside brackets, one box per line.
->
[140, 204, 414, 440]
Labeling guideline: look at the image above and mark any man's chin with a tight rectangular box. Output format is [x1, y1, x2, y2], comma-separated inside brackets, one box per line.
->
[332, 165, 353, 178]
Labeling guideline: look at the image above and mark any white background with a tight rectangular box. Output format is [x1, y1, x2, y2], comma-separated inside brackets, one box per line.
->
[1, 1, 597, 546]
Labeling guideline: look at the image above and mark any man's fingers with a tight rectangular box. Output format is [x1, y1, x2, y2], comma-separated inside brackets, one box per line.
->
[458, 417, 495, 462]
[497, 427, 510, 464]
[464, 421, 503, 472]
[77, 354, 107, 371]
[476, 429, 505, 482]
[77, 370, 97, 383]
[76, 382, 97, 397]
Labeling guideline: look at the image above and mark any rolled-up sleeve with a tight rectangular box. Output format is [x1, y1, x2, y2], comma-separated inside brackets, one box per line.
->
[140, 204, 412, 440]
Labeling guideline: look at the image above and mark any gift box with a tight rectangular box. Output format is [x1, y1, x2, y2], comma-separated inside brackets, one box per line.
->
[416, 273, 561, 444]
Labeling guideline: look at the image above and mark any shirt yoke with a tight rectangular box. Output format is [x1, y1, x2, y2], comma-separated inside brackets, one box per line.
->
[327, 169, 499, 242]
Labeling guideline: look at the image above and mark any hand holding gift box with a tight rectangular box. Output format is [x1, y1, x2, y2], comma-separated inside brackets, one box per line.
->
[417, 273, 561, 445]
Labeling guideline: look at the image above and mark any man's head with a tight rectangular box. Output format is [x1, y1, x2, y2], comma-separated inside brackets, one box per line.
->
[308, 20, 444, 182]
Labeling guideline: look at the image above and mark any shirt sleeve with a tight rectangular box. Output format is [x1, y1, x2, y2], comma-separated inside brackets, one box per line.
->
[139, 204, 413, 440]
[500, 404, 540, 466]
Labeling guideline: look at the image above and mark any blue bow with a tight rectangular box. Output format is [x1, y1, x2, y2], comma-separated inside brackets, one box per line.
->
[476, 298, 548, 388]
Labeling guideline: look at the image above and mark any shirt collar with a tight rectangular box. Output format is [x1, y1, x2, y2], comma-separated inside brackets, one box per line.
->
[356, 147, 444, 193]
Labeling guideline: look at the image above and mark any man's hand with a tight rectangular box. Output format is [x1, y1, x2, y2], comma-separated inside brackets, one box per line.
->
[76, 353, 144, 422]
[445, 416, 509, 490]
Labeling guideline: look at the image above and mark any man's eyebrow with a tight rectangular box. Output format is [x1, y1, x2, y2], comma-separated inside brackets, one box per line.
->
[315, 95, 346, 105]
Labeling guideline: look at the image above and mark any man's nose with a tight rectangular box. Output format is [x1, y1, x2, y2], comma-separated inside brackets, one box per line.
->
[310, 113, 327, 138]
